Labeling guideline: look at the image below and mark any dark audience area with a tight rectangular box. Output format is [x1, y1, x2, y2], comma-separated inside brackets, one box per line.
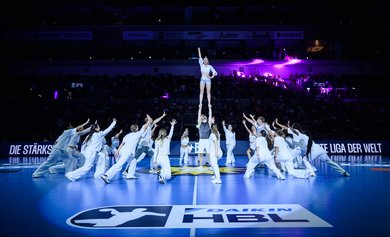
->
[3, 72, 388, 142]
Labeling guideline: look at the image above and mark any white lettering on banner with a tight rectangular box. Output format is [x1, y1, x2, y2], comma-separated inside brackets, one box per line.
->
[363, 143, 382, 153]
[9, 145, 22, 155]
[318, 143, 328, 153]
[318, 142, 383, 154]
[8, 144, 53, 155]
[330, 143, 347, 153]
[347, 143, 362, 153]
[67, 204, 332, 229]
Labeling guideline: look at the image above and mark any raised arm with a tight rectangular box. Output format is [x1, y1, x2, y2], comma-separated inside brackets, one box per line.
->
[208, 105, 213, 127]
[101, 118, 117, 136]
[181, 128, 188, 139]
[198, 47, 202, 58]
[114, 129, 123, 138]
[243, 113, 256, 127]
[75, 118, 90, 131]
[140, 114, 153, 132]
[222, 120, 228, 133]
[153, 111, 167, 125]
[242, 120, 252, 134]
[167, 119, 177, 140]
[197, 104, 203, 125]
[78, 126, 92, 136]
[274, 118, 288, 129]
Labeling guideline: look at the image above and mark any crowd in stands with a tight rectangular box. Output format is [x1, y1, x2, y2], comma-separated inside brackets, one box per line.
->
[2, 72, 388, 143]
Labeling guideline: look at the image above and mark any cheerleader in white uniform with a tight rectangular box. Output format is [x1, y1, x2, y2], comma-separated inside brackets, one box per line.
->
[242, 120, 257, 162]
[101, 115, 152, 184]
[222, 120, 236, 165]
[154, 119, 177, 184]
[209, 118, 222, 184]
[198, 47, 217, 107]
[65, 118, 117, 181]
[180, 128, 190, 166]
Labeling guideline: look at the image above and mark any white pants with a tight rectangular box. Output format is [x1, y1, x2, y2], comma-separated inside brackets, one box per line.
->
[308, 143, 346, 174]
[66, 149, 103, 180]
[245, 152, 285, 179]
[105, 151, 133, 180]
[209, 150, 221, 179]
[225, 142, 236, 164]
[156, 155, 172, 181]
[180, 146, 190, 164]
[276, 151, 310, 179]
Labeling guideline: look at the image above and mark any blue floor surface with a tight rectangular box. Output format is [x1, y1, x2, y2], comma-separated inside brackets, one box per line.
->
[1, 155, 389, 237]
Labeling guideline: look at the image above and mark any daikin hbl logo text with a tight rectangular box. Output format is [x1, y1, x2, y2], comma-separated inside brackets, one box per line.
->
[67, 204, 332, 229]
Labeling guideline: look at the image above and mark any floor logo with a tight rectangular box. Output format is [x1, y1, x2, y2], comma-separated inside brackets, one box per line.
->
[67, 204, 332, 229]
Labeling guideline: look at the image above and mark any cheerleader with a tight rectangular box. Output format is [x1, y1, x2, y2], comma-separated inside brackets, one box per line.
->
[101, 115, 152, 184]
[197, 47, 217, 107]
[242, 120, 257, 162]
[222, 120, 236, 165]
[154, 119, 177, 184]
[179, 128, 190, 166]
[209, 118, 222, 184]
[65, 118, 117, 182]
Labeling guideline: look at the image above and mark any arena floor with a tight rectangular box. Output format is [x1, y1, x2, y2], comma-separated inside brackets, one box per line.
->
[1, 155, 389, 237]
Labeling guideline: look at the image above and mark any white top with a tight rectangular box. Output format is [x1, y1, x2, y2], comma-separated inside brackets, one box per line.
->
[199, 58, 217, 79]
[255, 136, 272, 161]
[54, 128, 76, 150]
[249, 134, 257, 150]
[274, 136, 293, 161]
[138, 124, 153, 147]
[83, 120, 116, 152]
[120, 130, 145, 156]
[208, 132, 220, 154]
[68, 127, 90, 147]
[223, 126, 236, 145]
[154, 125, 174, 156]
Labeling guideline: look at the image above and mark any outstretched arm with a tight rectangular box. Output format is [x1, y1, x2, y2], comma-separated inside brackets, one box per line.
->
[242, 120, 252, 134]
[75, 118, 90, 131]
[197, 104, 203, 125]
[208, 105, 213, 127]
[243, 113, 256, 127]
[140, 114, 153, 132]
[274, 118, 288, 129]
[168, 119, 177, 140]
[222, 120, 228, 133]
[114, 129, 123, 138]
[101, 118, 117, 136]
[153, 111, 166, 125]
[198, 47, 202, 58]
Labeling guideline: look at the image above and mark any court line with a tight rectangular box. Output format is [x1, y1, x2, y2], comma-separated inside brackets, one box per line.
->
[190, 176, 198, 237]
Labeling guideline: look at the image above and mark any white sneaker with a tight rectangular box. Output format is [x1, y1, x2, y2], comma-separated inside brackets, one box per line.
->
[126, 175, 138, 179]
[65, 173, 75, 182]
[211, 178, 222, 184]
